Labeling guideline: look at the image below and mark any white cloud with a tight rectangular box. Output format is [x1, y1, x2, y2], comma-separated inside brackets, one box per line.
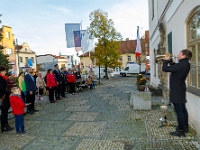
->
[48, 5, 71, 15]
[108, 0, 149, 40]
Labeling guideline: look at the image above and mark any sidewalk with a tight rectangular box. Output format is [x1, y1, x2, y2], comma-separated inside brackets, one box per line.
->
[0, 77, 199, 150]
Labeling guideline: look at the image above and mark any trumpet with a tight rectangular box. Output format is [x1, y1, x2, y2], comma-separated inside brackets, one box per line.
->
[156, 54, 177, 62]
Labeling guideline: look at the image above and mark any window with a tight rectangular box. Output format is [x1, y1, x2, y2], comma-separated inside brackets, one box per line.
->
[154, 49, 156, 76]
[124, 67, 129, 71]
[20, 57, 23, 63]
[168, 32, 172, 54]
[119, 56, 123, 62]
[25, 57, 28, 66]
[127, 56, 131, 61]
[151, 0, 154, 20]
[31, 57, 34, 63]
[6, 48, 12, 55]
[6, 32, 10, 39]
[61, 64, 65, 68]
[25, 48, 27, 51]
[188, 9, 200, 89]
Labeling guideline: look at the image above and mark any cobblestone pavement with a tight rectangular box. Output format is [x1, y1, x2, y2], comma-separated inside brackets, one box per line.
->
[0, 76, 200, 150]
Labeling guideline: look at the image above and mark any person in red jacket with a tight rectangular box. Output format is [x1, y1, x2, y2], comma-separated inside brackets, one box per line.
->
[67, 69, 76, 95]
[10, 87, 27, 136]
[46, 69, 57, 103]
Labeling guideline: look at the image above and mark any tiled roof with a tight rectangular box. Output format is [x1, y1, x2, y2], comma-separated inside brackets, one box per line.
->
[119, 40, 137, 54]
[36, 54, 66, 59]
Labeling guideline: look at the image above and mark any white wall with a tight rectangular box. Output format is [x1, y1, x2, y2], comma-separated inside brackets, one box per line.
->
[149, 0, 200, 134]
[36, 55, 57, 64]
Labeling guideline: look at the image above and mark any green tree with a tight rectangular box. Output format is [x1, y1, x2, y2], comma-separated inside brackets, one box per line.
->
[89, 9, 122, 78]
[0, 14, 10, 70]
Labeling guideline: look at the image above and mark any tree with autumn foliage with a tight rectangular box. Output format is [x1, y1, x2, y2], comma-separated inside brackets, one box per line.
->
[89, 9, 122, 78]
[0, 14, 10, 70]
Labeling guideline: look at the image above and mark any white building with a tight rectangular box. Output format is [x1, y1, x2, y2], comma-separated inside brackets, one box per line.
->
[148, 0, 200, 134]
[36, 54, 68, 75]
[15, 42, 36, 74]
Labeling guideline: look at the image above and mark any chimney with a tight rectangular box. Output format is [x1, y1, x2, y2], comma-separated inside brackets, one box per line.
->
[126, 38, 129, 41]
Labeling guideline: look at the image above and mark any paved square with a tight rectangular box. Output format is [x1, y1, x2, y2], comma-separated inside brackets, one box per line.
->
[63, 122, 106, 137]
[76, 139, 124, 150]
[67, 112, 99, 121]
[66, 106, 91, 112]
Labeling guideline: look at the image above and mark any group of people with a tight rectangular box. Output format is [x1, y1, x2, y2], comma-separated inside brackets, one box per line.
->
[0, 64, 96, 135]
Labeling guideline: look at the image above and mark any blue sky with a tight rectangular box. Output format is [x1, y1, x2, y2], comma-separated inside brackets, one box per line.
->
[0, 0, 149, 55]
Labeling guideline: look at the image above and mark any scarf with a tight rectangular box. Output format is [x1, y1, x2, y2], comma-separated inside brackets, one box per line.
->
[0, 74, 8, 81]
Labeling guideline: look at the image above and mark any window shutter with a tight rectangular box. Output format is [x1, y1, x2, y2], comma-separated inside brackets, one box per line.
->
[168, 32, 172, 54]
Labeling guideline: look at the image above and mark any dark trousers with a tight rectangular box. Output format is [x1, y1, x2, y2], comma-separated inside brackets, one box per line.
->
[1, 108, 9, 128]
[55, 84, 60, 98]
[61, 82, 66, 97]
[38, 88, 44, 96]
[21, 91, 26, 102]
[26, 91, 35, 111]
[49, 88, 55, 101]
[173, 103, 188, 131]
[66, 82, 69, 92]
[14, 114, 24, 132]
[69, 82, 75, 94]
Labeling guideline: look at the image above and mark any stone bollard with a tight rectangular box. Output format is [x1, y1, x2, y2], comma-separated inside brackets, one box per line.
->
[130, 91, 151, 110]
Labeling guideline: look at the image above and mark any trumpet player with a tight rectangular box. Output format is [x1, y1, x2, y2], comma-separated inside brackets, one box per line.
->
[162, 49, 192, 137]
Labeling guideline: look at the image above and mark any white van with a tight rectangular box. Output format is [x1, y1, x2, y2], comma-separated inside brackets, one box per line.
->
[120, 63, 145, 76]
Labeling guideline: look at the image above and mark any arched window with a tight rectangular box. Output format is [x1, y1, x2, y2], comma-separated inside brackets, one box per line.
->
[188, 7, 200, 89]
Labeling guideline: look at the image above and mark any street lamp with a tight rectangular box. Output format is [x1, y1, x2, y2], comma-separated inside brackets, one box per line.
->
[15, 38, 20, 74]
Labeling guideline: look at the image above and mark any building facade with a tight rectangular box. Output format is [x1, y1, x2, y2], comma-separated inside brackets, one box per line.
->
[36, 54, 68, 75]
[79, 32, 149, 73]
[0, 25, 16, 72]
[148, 0, 200, 134]
[15, 42, 36, 74]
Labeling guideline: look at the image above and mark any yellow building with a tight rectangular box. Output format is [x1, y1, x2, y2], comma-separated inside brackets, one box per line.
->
[0, 25, 16, 72]
[79, 40, 138, 71]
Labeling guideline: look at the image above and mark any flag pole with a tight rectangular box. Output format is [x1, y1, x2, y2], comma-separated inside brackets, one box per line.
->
[80, 21, 85, 69]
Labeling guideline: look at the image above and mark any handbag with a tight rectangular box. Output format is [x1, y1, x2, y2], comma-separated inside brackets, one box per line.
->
[0, 94, 6, 108]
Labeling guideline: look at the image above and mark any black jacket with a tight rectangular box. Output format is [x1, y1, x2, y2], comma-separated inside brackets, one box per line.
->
[0, 76, 11, 109]
[162, 58, 190, 103]
[60, 72, 66, 83]
[53, 69, 61, 82]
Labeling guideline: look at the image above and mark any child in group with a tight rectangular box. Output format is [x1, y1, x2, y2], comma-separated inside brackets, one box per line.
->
[87, 76, 93, 90]
[9, 87, 28, 136]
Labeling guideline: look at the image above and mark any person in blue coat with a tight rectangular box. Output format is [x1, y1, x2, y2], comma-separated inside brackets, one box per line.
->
[24, 68, 38, 114]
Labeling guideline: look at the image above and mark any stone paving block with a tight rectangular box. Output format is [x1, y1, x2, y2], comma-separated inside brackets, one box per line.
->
[66, 106, 91, 112]
[131, 91, 151, 110]
[109, 100, 131, 111]
[30, 111, 72, 121]
[145, 120, 195, 140]
[67, 112, 99, 121]
[76, 139, 124, 150]
[95, 111, 134, 122]
[27, 121, 73, 136]
[63, 122, 106, 137]
[22, 136, 81, 150]
[0, 134, 35, 150]
[66, 100, 88, 106]
[101, 121, 146, 140]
